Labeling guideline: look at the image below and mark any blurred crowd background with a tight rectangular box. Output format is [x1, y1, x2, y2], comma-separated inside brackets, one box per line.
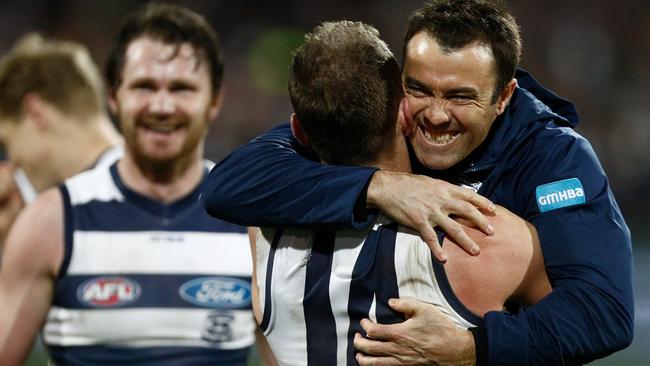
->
[0, 0, 647, 365]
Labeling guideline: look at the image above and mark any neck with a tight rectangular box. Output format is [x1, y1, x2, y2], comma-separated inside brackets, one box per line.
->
[370, 134, 412, 173]
[36, 114, 122, 191]
[117, 146, 204, 204]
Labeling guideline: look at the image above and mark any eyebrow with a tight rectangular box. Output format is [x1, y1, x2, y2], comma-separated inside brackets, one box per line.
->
[445, 87, 479, 96]
[404, 76, 431, 93]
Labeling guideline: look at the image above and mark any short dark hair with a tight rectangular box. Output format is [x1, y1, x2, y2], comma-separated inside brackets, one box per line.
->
[106, 2, 223, 93]
[0, 33, 105, 122]
[289, 21, 403, 166]
[404, 0, 521, 99]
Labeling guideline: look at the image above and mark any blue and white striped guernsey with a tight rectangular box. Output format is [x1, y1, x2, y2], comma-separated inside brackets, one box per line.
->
[256, 217, 482, 366]
[43, 161, 255, 366]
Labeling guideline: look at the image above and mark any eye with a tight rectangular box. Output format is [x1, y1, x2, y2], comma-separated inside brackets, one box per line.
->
[406, 86, 427, 98]
[449, 95, 473, 102]
[130, 81, 156, 92]
[170, 83, 197, 93]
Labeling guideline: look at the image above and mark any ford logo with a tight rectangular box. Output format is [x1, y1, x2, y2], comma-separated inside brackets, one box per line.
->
[179, 277, 251, 308]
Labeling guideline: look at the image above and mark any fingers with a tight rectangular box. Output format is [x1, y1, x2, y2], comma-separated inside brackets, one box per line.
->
[462, 188, 495, 214]
[450, 187, 495, 235]
[416, 221, 447, 262]
[354, 333, 393, 357]
[386, 297, 424, 318]
[437, 216, 480, 256]
[356, 352, 398, 366]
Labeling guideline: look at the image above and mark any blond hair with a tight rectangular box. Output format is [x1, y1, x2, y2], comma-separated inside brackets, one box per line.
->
[0, 33, 105, 121]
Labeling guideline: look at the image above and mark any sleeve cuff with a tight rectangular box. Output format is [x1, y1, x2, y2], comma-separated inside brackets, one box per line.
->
[469, 326, 488, 366]
[351, 170, 379, 230]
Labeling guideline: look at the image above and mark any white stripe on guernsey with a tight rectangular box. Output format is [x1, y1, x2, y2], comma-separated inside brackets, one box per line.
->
[65, 166, 123, 205]
[43, 306, 255, 349]
[330, 229, 368, 366]
[68, 231, 252, 276]
[369, 295, 377, 323]
[260, 228, 310, 366]
[254, 228, 273, 326]
[393, 229, 476, 330]
[94, 145, 123, 168]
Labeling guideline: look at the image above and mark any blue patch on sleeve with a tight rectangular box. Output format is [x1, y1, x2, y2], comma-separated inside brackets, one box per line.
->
[536, 178, 586, 213]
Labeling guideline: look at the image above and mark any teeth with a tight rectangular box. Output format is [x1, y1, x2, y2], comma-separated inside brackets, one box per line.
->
[144, 125, 179, 133]
[422, 128, 458, 144]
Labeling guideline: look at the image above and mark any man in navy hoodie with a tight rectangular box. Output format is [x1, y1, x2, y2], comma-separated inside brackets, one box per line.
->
[201, 1, 633, 365]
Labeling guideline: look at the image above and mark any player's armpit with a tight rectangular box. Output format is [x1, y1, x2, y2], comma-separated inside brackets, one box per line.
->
[0, 188, 64, 364]
[255, 327, 278, 366]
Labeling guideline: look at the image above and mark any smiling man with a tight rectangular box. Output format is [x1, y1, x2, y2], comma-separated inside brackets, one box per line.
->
[0, 4, 267, 365]
[402, 32, 516, 171]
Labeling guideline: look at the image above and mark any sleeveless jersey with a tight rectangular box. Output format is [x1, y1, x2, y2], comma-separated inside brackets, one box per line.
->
[256, 217, 482, 366]
[43, 161, 255, 366]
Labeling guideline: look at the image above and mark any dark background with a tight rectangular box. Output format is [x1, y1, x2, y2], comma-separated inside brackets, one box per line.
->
[0, 1, 647, 364]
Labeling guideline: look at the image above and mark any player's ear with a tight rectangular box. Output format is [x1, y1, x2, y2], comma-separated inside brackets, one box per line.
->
[107, 88, 119, 116]
[22, 93, 48, 130]
[495, 78, 517, 115]
[290, 113, 309, 147]
[399, 97, 415, 136]
[207, 88, 224, 123]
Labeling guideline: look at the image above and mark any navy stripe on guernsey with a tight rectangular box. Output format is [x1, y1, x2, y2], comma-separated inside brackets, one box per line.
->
[346, 223, 403, 365]
[58, 184, 75, 280]
[63, 164, 246, 233]
[304, 230, 338, 366]
[48, 345, 249, 366]
[433, 230, 484, 326]
[260, 228, 284, 332]
[52, 274, 252, 309]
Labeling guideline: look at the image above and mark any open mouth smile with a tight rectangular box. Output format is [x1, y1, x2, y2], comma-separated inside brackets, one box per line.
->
[419, 125, 460, 145]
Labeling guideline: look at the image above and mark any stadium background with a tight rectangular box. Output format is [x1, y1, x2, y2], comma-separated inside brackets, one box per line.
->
[0, 0, 646, 364]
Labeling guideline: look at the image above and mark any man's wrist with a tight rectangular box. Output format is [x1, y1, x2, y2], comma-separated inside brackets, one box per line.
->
[353, 173, 375, 221]
[365, 170, 385, 209]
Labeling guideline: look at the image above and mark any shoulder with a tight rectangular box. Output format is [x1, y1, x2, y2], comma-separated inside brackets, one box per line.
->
[444, 206, 535, 315]
[3, 187, 64, 277]
[64, 164, 122, 206]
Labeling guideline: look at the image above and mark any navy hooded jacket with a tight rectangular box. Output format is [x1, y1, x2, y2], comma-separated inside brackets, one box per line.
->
[201, 69, 634, 365]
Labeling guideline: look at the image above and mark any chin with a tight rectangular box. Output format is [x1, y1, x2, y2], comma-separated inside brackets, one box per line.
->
[413, 151, 457, 171]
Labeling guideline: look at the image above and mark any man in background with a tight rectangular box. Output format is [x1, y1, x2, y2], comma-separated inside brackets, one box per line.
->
[0, 4, 271, 365]
[0, 33, 122, 245]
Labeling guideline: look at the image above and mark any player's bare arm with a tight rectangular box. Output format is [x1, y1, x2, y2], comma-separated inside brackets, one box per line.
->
[0, 188, 63, 364]
[0, 162, 24, 250]
[248, 227, 263, 324]
[444, 205, 551, 315]
[247, 227, 278, 366]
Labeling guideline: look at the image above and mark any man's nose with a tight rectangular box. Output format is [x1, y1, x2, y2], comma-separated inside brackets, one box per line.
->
[424, 97, 451, 126]
[149, 90, 175, 115]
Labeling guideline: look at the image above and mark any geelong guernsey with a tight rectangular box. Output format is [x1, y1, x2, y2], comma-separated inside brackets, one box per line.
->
[43, 161, 255, 366]
[256, 217, 481, 366]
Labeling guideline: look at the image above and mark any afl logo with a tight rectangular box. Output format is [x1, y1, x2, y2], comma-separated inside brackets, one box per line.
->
[179, 277, 251, 308]
[77, 277, 141, 307]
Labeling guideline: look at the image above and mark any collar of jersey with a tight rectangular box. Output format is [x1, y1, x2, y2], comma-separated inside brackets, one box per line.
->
[109, 162, 206, 219]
